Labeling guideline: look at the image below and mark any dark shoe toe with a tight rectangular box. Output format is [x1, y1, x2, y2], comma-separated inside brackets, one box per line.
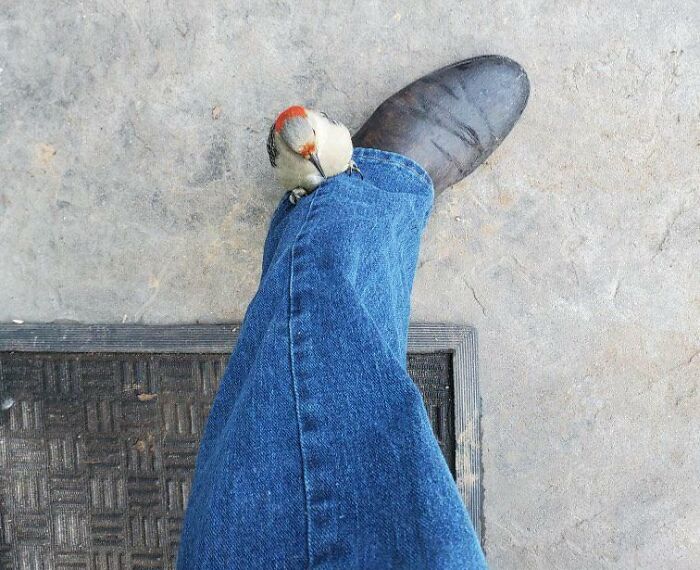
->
[354, 55, 530, 193]
[450, 55, 530, 147]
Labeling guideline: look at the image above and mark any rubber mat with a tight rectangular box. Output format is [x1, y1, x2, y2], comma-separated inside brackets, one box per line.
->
[0, 341, 469, 569]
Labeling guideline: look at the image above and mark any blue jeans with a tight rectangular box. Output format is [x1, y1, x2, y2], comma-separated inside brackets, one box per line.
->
[177, 148, 486, 569]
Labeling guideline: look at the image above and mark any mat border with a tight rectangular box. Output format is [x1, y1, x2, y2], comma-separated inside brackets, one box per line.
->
[0, 322, 483, 541]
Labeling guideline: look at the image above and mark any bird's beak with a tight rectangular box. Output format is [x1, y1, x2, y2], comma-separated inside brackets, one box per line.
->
[309, 152, 326, 178]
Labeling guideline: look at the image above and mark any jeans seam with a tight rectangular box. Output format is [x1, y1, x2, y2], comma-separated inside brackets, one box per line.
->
[287, 192, 319, 568]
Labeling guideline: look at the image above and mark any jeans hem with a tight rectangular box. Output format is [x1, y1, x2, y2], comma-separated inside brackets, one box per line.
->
[353, 147, 434, 198]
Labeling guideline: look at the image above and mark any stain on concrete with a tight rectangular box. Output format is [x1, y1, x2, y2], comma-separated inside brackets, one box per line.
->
[191, 135, 232, 186]
[36, 143, 56, 167]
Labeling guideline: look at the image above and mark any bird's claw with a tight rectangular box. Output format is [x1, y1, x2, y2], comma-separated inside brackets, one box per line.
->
[346, 160, 363, 179]
[289, 188, 309, 205]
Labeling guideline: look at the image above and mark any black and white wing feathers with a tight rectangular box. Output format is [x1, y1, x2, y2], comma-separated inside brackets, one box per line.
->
[266, 124, 278, 167]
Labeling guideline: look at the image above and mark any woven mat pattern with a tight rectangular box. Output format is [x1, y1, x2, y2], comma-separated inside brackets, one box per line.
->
[0, 351, 454, 569]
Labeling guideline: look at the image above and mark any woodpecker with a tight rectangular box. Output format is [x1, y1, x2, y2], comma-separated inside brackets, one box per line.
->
[267, 105, 361, 204]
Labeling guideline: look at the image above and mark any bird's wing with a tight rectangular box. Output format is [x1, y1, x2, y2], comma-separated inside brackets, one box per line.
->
[266, 124, 278, 167]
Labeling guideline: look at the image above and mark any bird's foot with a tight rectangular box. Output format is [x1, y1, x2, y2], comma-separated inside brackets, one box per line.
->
[346, 160, 363, 179]
[289, 187, 309, 205]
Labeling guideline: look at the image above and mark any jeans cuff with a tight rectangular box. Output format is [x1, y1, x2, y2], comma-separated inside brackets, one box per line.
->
[353, 147, 434, 201]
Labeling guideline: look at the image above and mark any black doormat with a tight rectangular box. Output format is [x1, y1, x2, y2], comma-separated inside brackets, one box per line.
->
[0, 324, 481, 569]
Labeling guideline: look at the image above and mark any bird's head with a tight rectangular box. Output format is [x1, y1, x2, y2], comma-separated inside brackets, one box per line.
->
[274, 105, 325, 177]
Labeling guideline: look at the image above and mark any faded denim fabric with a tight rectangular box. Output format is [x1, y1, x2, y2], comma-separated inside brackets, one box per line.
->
[177, 148, 486, 569]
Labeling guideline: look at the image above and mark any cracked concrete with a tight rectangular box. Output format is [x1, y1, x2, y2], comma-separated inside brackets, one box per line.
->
[1, 1, 698, 568]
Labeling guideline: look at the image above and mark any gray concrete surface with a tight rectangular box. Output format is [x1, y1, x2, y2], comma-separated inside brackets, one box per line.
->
[1, 1, 698, 567]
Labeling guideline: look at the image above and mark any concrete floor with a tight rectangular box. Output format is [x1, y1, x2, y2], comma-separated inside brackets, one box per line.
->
[1, 1, 698, 568]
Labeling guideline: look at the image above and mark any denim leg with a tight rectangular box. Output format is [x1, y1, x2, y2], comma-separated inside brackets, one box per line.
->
[177, 148, 487, 569]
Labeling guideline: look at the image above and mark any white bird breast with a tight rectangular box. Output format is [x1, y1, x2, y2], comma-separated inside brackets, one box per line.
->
[274, 111, 354, 191]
